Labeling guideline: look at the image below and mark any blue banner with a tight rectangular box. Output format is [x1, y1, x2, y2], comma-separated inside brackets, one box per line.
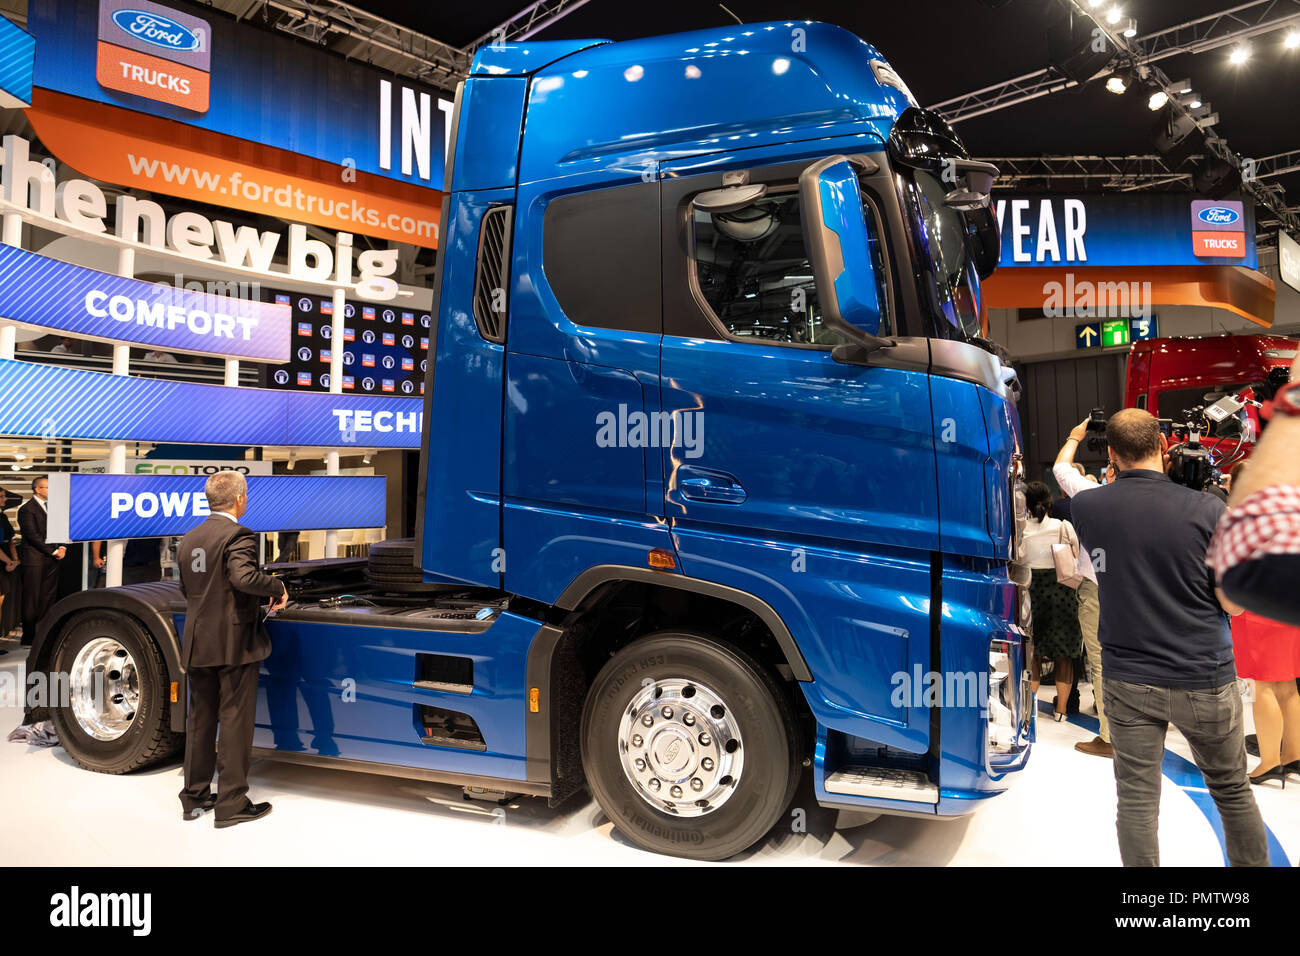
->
[56, 474, 386, 540]
[994, 193, 1257, 269]
[0, 358, 422, 448]
[0, 13, 34, 108]
[28, 0, 449, 190]
[0, 243, 291, 361]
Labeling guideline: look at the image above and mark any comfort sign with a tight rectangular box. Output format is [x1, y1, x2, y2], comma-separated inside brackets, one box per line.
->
[0, 243, 290, 362]
[96, 0, 210, 113]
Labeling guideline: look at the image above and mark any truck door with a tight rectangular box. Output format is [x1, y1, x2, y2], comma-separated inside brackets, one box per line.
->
[501, 177, 675, 603]
[657, 155, 938, 751]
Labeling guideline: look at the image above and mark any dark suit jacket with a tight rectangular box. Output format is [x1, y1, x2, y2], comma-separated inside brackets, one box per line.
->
[178, 515, 287, 669]
[17, 499, 59, 567]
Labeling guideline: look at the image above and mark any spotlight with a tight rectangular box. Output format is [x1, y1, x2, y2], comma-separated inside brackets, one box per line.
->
[1106, 73, 1128, 94]
[362, 452, 372, 464]
[287, 452, 296, 471]
[1106, 7, 1123, 25]
[1147, 90, 1168, 111]
[1169, 78, 1193, 93]
[14, 448, 25, 461]
[1229, 45, 1250, 64]
[1123, 17, 1137, 37]
[1286, 31, 1300, 49]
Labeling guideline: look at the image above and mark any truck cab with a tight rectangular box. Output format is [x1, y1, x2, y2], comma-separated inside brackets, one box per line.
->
[33, 22, 1032, 861]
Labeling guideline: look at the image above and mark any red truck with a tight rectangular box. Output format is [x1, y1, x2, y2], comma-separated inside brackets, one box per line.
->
[1125, 334, 1298, 472]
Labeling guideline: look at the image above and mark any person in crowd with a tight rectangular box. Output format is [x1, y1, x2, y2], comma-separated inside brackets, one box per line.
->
[1022, 481, 1083, 723]
[49, 336, 77, 355]
[0, 492, 20, 641]
[1207, 350, 1300, 627]
[142, 348, 178, 364]
[1071, 408, 1267, 867]
[177, 471, 288, 828]
[17, 476, 65, 647]
[91, 540, 106, 587]
[1053, 422, 1111, 758]
[1223, 460, 1249, 497]
[1231, 606, 1300, 787]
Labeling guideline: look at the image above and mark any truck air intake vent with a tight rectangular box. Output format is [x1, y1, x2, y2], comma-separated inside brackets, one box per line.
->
[472, 204, 513, 343]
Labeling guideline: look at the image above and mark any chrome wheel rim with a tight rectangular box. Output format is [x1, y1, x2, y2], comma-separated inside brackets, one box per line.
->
[70, 638, 140, 741]
[617, 678, 744, 817]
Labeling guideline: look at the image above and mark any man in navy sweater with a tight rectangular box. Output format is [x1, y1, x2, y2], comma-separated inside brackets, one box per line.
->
[1071, 409, 1267, 867]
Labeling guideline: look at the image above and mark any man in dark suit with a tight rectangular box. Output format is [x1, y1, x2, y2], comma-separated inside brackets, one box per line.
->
[17, 476, 65, 647]
[178, 471, 288, 828]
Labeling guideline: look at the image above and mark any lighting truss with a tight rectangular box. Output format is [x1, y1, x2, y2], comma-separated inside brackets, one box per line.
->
[930, 0, 1300, 124]
[466, 0, 595, 52]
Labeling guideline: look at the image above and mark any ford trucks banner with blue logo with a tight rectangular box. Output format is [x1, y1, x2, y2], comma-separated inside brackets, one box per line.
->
[0, 242, 290, 361]
[28, 0, 450, 191]
[46, 474, 387, 541]
[995, 193, 1257, 269]
[97, 0, 210, 112]
[0, 358, 422, 448]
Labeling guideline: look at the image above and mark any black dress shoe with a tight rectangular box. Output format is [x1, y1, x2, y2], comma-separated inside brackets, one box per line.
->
[214, 802, 272, 829]
[181, 794, 217, 821]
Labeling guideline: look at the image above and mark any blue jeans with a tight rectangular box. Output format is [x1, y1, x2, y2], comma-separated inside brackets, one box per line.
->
[1103, 677, 1268, 867]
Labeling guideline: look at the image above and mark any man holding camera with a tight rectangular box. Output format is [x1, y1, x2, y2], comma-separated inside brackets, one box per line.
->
[1069, 408, 1267, 867]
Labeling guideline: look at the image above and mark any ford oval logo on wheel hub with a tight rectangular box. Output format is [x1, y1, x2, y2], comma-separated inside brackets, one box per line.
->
[112, 9, 202, 51]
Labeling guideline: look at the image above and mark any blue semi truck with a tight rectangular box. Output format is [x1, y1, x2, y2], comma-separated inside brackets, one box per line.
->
[30, 22, 1033, 860]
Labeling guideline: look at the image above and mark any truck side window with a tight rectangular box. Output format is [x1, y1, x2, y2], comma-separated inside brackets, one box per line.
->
[542, 181, 662, 334]
[691, 189, 892, 346]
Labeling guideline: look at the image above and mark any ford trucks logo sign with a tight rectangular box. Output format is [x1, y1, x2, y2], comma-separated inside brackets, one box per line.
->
[111, 9, 201, 51]
[1197, 206, 1240, 226]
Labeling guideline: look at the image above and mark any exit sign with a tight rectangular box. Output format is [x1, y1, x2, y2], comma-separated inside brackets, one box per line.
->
[1102, 319, 1130, 347]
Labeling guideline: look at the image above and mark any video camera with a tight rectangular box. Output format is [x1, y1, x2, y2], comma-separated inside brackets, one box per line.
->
[1084, 392, 1258, 494]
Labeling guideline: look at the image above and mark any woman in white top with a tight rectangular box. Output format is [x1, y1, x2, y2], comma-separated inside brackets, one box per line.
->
[1024, 481, 1084, 721]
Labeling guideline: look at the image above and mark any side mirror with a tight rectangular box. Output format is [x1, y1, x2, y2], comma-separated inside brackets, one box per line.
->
[799, 155, 889, 350]
[963, 202, 1001, 280]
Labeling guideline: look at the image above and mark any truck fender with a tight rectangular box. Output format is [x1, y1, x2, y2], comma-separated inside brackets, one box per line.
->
[30, 581, 188, 732]
[554, 565, 813, 682]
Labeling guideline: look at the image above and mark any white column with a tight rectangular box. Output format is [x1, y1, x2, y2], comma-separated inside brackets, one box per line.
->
[105, 248, 135, 588]
[324, 287, 346, 558]
[225, 358, 239, 387]
[0, 213, 21, 360]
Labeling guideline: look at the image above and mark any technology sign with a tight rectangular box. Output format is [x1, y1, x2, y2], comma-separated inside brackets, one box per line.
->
[0, 242, 290, 362]
[0, 358, 423, 448]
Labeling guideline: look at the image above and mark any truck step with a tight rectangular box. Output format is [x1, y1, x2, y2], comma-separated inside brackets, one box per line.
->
[825, 766, 939, 804]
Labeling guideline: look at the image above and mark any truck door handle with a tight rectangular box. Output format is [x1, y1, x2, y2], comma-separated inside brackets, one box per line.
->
[678, 468, 747, 504]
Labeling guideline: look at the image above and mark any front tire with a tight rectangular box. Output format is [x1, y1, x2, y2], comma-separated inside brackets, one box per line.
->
[49, 612, 181, 773]
[580, 631, 801, 860]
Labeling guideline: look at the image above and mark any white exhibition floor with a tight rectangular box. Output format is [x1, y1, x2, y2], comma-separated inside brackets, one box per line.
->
[2, 645, 1296, 867]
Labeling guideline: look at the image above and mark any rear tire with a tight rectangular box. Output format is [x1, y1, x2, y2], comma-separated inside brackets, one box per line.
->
[580, 631, 801, 860]
[48, 612, 181, 774]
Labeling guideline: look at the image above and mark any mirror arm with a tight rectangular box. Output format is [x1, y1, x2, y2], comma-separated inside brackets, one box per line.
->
[831, 335, 897, 365]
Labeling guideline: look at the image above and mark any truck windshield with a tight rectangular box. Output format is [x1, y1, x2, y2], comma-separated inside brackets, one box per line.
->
[895, 166, 983, 343]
